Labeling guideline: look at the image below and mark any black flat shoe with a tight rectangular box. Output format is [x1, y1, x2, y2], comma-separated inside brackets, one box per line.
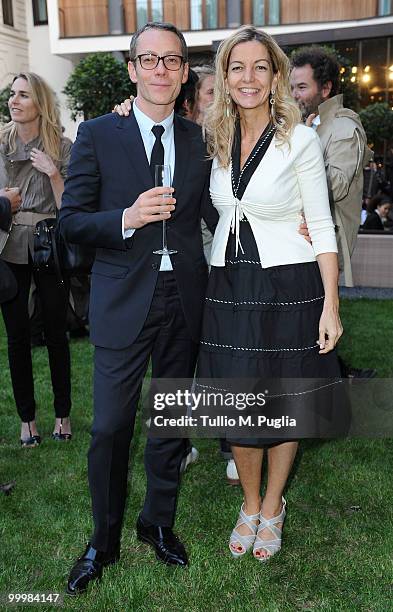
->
[66, 543, 120, 596]
[136, 516, 188, 567]
[346, 367, 377, 379]
[52, 418, 72, 441]
[20, 421, 41, 448]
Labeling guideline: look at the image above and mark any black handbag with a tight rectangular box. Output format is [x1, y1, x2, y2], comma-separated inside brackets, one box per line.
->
[33, 217, 95, 277]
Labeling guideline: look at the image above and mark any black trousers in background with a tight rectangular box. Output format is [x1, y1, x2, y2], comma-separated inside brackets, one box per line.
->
[1, 259, 71, 422]
[220, 438, 233, 460]
[89, 272, 199, 552]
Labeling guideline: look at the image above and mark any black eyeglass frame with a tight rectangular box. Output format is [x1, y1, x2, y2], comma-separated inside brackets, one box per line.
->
[134, 54, 185, 71]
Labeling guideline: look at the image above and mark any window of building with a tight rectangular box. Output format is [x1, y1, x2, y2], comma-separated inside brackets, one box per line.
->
[268, 0, 280, 25]
[253, 0, 265, 26]
[378, 0, 392, 15]
[206, 0, 218, 29]
[151, 0, 163, 22]
[136, 0, 163, 29]
[191, 0, 202, 30]
[32, 0, 48, 26]
[252, 0, 280, 27]
[190, 0, 218, 30]
[359, 37, 389, 107]
[136, 0, 148, 28]
[227, 0, 241, 28]
[2, 0, 14, 26]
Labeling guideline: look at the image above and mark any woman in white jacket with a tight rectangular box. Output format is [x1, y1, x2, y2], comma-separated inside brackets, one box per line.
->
[197, 26, 343, 561]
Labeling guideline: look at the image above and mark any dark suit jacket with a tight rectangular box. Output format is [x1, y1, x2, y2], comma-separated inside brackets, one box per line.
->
[363, 211, 384, 231]
[0, 196, 17, 303]
[59, 112, 218, 349]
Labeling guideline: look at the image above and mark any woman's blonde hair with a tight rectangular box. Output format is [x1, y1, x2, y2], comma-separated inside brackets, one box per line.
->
[204, 26, 301, 168]
[1, 72, 62, 160]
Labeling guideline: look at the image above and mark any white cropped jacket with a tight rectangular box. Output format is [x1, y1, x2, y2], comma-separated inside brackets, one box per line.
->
[209, 124, 338, 268]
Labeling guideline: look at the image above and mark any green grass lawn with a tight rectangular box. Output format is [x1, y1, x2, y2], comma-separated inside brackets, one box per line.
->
[0, 299, 392, 612]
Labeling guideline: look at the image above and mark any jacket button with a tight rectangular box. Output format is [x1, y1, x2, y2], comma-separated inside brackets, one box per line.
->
[151, 263, 159, 270]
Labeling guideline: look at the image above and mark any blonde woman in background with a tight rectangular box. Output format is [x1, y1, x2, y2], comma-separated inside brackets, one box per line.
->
[191, 65, 215, 124]
[0, 73, 72, 446]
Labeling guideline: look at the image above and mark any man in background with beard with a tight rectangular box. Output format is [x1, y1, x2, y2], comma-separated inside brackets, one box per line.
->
[290, 47, 374, 378]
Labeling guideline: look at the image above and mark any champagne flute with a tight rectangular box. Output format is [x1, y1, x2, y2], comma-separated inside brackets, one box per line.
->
[153, 164, 177, 256]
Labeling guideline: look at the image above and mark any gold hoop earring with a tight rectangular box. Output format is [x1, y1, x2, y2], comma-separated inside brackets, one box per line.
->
[225, 91, 231, 117]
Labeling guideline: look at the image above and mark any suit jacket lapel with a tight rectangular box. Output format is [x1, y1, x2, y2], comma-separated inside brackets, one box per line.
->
[116, 112, 152, 191]
[172, 115, 190, 198]
[116, 112, 190, 196]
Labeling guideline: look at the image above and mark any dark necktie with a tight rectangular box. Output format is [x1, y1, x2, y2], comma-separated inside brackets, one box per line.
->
[150, 125, 165, 183]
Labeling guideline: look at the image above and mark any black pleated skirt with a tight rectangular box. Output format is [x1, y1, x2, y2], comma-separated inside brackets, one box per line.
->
[196, 219, 346, 446]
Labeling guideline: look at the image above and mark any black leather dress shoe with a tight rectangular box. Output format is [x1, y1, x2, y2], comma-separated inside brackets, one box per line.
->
[136, 517, 188, 567]
[345, 367, 377, 379]
[66, 543, 120, 596]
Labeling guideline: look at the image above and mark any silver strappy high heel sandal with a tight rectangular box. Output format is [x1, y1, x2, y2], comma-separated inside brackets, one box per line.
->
[253, 497, 286, 562]
[229, 504, 260, 558]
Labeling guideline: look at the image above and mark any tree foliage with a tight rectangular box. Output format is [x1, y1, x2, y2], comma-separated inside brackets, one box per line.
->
[63, 53, 134, 121]
[359, 103, 393, 149]
[0, 84, 11, 124]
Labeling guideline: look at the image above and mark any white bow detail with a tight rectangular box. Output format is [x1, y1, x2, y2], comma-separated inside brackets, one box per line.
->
[230, 197, 245, 258]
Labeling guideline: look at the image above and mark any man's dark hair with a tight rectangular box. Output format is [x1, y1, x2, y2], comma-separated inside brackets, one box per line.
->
[291, 46, 340, 97]
[130, 22, 188, 63]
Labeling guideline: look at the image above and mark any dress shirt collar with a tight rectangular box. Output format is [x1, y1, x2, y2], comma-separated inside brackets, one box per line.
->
[317, 94, 344, 125]
[133, 100, 174, 137]
[311, 114, 321, 130]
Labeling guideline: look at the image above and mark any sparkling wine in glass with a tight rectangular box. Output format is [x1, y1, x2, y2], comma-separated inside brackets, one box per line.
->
[153, 164, 177, 256]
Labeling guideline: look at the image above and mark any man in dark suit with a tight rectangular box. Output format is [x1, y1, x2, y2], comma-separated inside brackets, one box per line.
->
[59, 22, 217, 595]
[0, 189, 21, 303]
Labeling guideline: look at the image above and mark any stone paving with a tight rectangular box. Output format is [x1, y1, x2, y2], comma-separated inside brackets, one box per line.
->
[340, 287, 393, 300]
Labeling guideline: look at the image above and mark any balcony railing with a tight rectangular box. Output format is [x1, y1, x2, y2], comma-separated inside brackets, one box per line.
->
[57, 0, 391, 39]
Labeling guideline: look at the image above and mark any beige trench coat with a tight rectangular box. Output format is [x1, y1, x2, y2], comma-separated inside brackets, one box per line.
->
[316, 95, 373, 287]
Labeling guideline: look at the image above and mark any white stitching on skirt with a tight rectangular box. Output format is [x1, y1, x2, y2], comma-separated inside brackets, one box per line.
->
[194, 379, 342, 397]
[225, 259, 260, 265]
[205, 295, 325, 306]
[267, 380, 343, 398]
[194, 382, 229, 392]
[200, 341, 319, 352]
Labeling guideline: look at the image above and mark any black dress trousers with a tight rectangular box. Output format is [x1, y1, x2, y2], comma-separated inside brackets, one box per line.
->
[89, 272, 199, 552]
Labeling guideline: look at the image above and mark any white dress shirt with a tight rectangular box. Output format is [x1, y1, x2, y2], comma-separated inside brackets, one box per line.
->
[311, 114, 321, 130]
[122, 100, 175, 271]
[209, 123, 337, 269]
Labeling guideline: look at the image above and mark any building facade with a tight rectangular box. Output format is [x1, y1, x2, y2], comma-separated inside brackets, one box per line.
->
[1, 1, 393, 138]
[0, 0, 29, 88]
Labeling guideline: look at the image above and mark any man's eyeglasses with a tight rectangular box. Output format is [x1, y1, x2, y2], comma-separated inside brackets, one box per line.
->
[135, 54, 184, 71]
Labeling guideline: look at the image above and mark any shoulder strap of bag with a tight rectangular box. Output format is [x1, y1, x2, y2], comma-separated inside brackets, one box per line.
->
[50, 217, 86, 324]
[48, 222, 65, 290]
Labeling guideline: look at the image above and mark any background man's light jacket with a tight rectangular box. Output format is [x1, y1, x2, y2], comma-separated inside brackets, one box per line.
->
[316, 94, 373, 286]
